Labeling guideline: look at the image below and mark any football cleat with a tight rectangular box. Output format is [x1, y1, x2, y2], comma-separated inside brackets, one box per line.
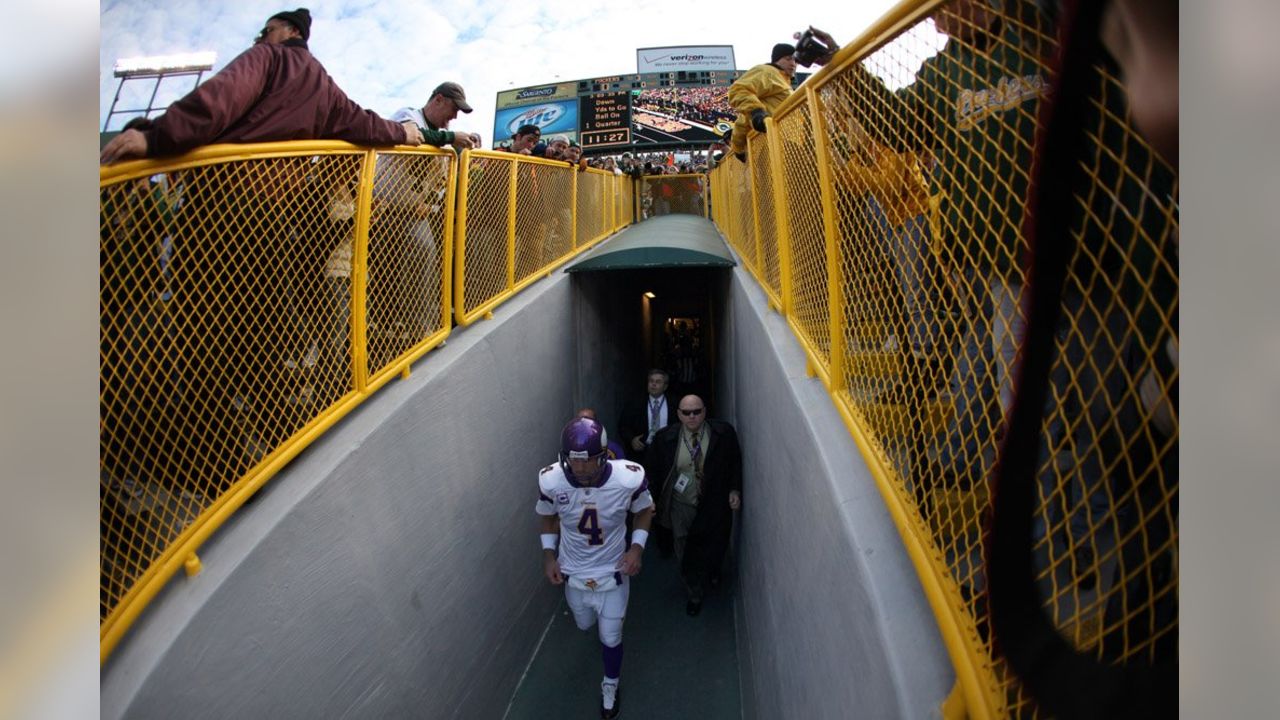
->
[600, 678, 620, 719]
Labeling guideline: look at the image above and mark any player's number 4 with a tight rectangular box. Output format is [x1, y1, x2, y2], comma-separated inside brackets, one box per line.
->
[577, 508, 604, 546]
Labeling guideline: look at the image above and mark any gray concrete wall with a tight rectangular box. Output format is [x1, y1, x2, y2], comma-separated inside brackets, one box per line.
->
[719, 268, 954, 719]
[101, 274, 580, 720]
[572, 271, 636, 439]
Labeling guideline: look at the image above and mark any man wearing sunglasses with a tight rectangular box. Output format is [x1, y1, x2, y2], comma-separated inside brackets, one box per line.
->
[643, 396, 742, 616]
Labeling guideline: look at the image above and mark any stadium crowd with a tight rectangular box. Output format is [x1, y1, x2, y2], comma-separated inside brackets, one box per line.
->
[634, 87, 736, 128]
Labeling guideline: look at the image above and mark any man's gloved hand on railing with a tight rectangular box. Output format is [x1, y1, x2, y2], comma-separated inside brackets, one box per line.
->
[751, 109, 768, 133]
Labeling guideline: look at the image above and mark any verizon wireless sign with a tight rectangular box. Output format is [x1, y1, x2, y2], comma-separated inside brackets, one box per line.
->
[636, 45, 736, 73]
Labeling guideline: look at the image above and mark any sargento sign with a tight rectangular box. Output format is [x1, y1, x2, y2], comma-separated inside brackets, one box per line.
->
[496, 81, 578, 110]
[636, 45, 736, 73]
[515, 86, 557, 100]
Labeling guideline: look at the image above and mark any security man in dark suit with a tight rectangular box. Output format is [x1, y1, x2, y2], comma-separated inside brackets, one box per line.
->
[643, 395, 742, 616]
[617, 369, 678, 458]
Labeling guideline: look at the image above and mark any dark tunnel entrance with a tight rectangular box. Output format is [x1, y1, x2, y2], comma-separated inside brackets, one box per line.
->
[577, 266, 730, 412]
[566, 214, 737, 448]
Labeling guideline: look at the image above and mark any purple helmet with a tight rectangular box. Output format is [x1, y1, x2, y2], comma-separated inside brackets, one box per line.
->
[560, 417, 609, 486]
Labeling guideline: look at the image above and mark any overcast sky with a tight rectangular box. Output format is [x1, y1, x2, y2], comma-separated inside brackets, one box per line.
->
[100, 0, 944, 144]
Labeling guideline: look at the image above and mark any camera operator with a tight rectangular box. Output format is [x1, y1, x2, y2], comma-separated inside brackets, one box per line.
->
[727, 26, 838, 161]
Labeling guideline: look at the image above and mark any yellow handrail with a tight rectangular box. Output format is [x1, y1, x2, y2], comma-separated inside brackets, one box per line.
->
[99, 140, 643, 661]
[710, 0, 1179, 715]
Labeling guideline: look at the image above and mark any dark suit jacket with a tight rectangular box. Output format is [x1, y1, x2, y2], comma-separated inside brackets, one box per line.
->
[617, 393, 677, 457]
[643, 418, 742, 573]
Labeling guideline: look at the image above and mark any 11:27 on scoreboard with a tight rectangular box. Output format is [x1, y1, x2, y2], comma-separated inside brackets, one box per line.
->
[580, 129, 632, 147]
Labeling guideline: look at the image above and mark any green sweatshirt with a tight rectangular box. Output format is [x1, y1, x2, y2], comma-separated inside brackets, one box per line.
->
[852, 8, 1052, 278]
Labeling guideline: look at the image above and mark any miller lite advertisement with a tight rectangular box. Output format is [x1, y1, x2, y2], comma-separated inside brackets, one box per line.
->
[493, 100, 579, 143]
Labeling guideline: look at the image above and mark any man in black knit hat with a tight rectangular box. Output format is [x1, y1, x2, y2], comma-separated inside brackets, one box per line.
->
[101, 7, 420, 163]
[725, 27, 838, 161]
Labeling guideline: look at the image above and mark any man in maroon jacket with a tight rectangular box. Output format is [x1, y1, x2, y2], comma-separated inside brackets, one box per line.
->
[100, 8, 420, 164]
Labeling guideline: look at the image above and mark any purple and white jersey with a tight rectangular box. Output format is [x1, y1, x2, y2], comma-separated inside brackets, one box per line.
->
[536, 459, 653, 581]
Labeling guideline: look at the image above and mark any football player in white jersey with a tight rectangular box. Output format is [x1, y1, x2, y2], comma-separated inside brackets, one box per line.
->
[537, 417, 654, 719]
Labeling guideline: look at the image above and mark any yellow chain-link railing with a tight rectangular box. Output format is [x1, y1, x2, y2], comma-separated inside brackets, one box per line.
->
[638, 173, 708, 221]
[454, 152, 626, 325]
[616, 173, 636, 227]
[711, 1, 1178, 716]
[101, 142, 632, 661]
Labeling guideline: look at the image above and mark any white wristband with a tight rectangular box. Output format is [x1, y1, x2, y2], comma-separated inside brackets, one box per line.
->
[541, 533, 558, 551]
[630, 529, 649, 548]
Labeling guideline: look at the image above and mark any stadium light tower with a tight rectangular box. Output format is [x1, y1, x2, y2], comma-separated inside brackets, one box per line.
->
[104, 51, 216, 131]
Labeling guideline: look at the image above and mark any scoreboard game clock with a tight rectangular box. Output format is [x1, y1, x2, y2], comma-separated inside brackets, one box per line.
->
[579, 91, 632, 148]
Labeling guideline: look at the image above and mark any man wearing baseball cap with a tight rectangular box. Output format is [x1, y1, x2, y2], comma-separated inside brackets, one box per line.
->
[391, 81, 483, 150]
[496, 124, 541, 154]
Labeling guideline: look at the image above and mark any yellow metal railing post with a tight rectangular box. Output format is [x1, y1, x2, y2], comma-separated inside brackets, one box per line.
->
[453, 150, 471, 326]
[748, 148, 764, 277]
[765, 119, 793, 314]
[720, 168, 732, 245]
[571, 167, 579, 250]
[350, 149, 378, 392]
[721, 168, 731, 243]
[506, 160, 518, 290]
[601, 173, 609, 238]
[440, 150, 458, 331]
[808, 86, 845, 390]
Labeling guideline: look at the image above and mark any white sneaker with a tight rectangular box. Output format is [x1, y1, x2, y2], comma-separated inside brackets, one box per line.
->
[600, 678, 620, 719]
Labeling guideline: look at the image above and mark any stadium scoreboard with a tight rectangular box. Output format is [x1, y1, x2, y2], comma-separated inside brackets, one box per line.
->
[496, 71, 752, 153]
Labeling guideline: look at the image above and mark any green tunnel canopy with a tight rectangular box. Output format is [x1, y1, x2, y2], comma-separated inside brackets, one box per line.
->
[566, 215, 737, 273]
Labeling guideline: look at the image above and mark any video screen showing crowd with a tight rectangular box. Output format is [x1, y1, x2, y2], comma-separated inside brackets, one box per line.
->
[630, 86, 735, 144]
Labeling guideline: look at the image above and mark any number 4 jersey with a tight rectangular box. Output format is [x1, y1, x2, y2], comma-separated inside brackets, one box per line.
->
[536, 459, 653, 580]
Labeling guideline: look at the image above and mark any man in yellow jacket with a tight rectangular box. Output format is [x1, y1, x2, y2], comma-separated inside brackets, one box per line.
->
[727, 28, 838, 160]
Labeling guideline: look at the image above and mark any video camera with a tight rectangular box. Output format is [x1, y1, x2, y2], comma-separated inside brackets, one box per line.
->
[793, 28, 833, 68]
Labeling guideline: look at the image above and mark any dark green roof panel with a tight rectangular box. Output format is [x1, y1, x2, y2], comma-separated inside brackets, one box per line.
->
[566, 215, 736, 273]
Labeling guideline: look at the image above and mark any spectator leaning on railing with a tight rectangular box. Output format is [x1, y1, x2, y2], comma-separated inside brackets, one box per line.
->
[496, 124, 542, 155]
[99, 8, 429, 492]
[541, 135, 570, 161]
[99, 8, 421, 164]
[391, 81, 482, 151]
